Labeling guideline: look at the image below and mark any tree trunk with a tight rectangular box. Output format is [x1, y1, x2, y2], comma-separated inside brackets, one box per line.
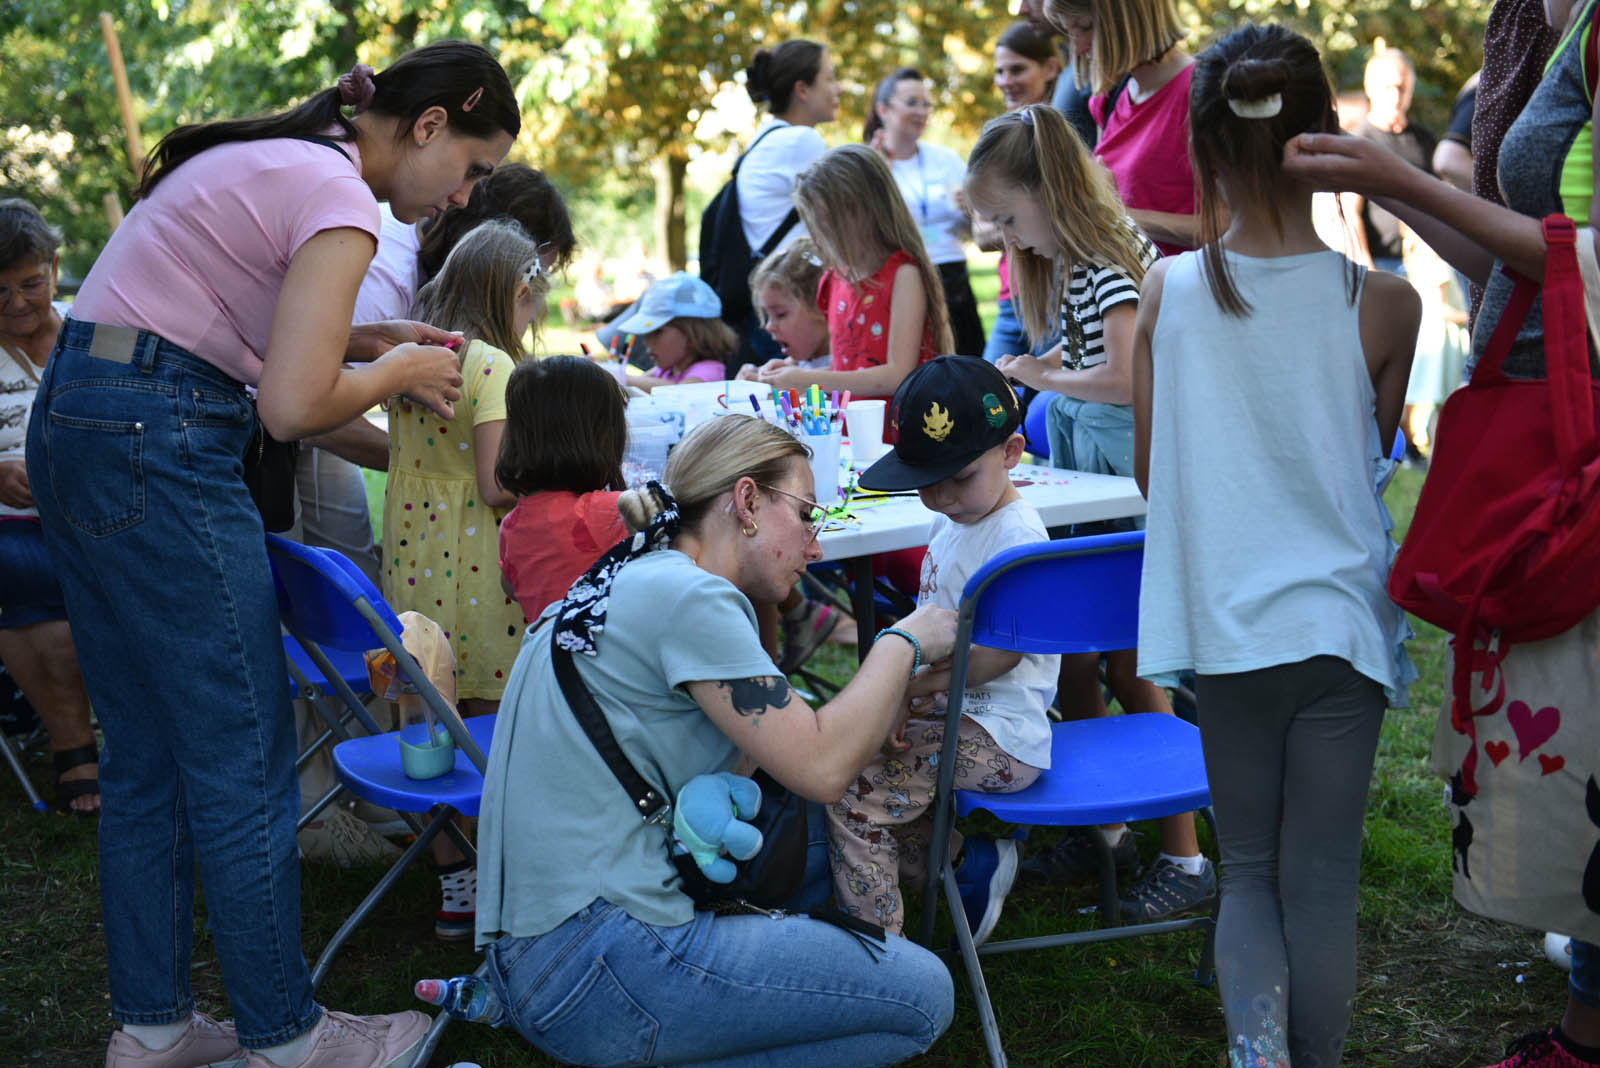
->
[654, 151, 688, 272]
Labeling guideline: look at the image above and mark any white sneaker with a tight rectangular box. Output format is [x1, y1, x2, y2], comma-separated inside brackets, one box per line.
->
[1547, 931, 1575, 972]
[242, 1010, 427, 1068]
[297, 808, 402, 868]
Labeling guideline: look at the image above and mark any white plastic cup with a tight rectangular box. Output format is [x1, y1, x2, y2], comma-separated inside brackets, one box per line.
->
[805, 425, 845, 505]
[846, 400, 888, 462]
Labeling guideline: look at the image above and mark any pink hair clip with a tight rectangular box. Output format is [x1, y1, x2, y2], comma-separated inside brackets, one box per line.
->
[461, 87, 484, 112]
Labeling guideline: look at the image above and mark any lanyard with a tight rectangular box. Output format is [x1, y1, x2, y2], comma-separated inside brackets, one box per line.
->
[913, 147, 928, 224]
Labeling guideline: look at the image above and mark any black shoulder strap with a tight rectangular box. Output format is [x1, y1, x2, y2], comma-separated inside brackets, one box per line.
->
[550, 626, 671, 825]
[1106, 72, 1133, 116]
[756, 208, 801, 258]
[730, 122, 788, 179]
[292, 134, 354, 159]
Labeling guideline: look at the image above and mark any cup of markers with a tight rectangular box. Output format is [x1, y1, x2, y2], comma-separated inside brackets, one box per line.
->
[744, 386, 851, 505]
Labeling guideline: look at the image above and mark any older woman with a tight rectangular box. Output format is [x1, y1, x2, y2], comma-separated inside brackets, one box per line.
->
[865, 68, 986, 358]
[0, 198, 97, 813]
[450, 414, 959, 1067]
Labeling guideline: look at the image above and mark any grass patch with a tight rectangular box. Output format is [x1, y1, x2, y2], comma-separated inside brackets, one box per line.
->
[0, 467, 1569, 1067]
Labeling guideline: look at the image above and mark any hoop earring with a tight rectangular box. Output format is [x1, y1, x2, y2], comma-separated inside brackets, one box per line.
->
[742, 521, 759, 537]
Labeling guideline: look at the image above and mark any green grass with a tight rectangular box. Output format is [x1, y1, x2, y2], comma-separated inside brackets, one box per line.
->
[0, 466, 1570, 1067]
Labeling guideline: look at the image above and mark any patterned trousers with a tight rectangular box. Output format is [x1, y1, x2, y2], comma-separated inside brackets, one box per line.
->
[827, 716, 1040, 935]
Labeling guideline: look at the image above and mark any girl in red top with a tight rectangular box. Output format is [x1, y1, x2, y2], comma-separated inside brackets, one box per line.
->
[1046, 0, 1203, 255]
[759, 144, 952, 403]
[496, 356, 630, 620]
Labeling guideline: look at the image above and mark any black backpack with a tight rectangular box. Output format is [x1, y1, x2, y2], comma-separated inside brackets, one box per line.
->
[698, 125, 801, 368]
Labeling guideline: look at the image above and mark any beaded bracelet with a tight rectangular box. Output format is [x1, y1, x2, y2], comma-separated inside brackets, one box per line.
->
[874, 626, 922, 678]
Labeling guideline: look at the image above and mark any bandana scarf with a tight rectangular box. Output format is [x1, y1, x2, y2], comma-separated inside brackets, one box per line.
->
[553, 482, 680, 655]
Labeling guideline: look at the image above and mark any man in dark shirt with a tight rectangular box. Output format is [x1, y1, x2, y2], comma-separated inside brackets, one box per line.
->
[1343, 48, 1437, 273]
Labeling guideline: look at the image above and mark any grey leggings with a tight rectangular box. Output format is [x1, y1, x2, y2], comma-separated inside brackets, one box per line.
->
[1196, 656, 1385, 1068]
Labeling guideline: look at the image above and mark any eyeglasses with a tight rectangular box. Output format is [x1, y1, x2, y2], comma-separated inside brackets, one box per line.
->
[890, 97, 933, 111]
[0, 270, 51, 305]
[757, 483, 827, 544]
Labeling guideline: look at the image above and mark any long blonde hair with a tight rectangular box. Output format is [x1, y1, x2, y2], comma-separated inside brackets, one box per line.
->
[1044, 0, 1185, 93]
[792, 144, 954, 353]
[965, 106, 1151, 342]
[411, 220, 548, 361]
[618, 415, 809, 534]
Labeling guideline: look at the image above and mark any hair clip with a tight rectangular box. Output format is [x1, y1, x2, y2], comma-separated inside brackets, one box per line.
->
[1019, 106, 1035, 127]
[522, 258, 545, 285]
[802, 250, 824, 267]
[462, 86, 484, 113]
[1227, 93, 1283, 119]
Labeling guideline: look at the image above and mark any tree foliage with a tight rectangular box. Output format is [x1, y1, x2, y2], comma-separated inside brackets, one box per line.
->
[2, 0, 1489, 276]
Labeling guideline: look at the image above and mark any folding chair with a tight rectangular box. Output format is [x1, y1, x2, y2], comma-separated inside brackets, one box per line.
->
[266, 534, 492, 1065]
[284, 635, 390, 830]
[919, 530, 1217, 1068]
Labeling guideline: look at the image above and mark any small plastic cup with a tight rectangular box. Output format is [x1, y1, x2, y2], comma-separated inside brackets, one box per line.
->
[805, 425, 845, 505]
[398, 722, 456, 780]
[846, 400, 888, 462]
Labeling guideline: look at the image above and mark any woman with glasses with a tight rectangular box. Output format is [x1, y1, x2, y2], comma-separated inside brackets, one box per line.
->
[865, 68, 986, 357]
[458, 413, 961, 1067]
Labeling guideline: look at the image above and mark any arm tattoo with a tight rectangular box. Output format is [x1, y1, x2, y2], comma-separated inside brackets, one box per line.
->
[716, 676, 790, 720]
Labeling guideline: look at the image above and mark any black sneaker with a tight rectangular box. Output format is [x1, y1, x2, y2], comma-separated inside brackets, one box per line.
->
[1117, 856, 1217, 923]
[1020, 829, 1138, 883]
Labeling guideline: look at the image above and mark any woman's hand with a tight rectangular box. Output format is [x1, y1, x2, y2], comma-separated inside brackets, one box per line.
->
[374, 343, 464, 421]
[347, 320, 465, 363]
[1282, 132, 1412, 199]
[889, 603, 959, 665]
[0, 460, 32, 509]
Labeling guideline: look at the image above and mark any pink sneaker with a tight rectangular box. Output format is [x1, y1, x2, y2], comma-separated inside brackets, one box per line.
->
[105, 1013, 246, 1068]
[240, 1010, 428, 1068]
[1483, 1029, 1600, 1067]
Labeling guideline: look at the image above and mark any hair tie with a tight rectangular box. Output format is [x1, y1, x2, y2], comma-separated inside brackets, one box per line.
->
[461, 86, 484, 113]
[555, 482, 681, 655]
[1019, 106, 1035, 127]
[337, 64, 377, 114]
[1227, 93, 1283, 119]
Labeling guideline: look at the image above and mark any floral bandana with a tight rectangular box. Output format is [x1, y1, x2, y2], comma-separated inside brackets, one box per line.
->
[553, 481, 680, 655]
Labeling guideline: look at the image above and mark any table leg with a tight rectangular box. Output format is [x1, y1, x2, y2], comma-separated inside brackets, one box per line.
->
[851, 555, 875, 663]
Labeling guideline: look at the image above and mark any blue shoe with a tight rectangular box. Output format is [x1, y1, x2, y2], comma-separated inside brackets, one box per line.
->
[955, 835, 1019, 947]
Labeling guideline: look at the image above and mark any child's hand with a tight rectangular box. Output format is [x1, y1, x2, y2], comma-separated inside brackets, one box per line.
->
[883, 698, 914, 755]
[734, 363, 760, 382]
[995, 352, 1043, 388]
[756, 364, 803, 389]
[908, 690, 948, 718]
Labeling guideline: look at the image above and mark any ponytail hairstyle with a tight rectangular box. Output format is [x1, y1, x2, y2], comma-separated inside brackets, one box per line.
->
[137, 41, 519, 198]
[862, 67, 925, 145]
[1190, 22, 1351, 316]
[965, 105, 1151, 343]
[1043, 0, 1184, 93]
[411, 220, 547, 362]
[792, 144, 954, 353]
[617, 415, 809, 535]
[495, 356, 626, 497]
[418, 164, 576, 284]
[745, 40, 827, 115]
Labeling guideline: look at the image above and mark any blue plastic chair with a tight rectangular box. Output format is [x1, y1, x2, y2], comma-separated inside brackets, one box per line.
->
[265, 536, 490, 1001]
[1022, 388, 1052, 460]
[919, 531, 1216, 1068]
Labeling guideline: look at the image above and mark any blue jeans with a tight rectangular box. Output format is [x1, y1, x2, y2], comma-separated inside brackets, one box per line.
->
[483, 897, 952, 1068]
[981, 297, 1027, 365]
[26, 319, 318, 1047]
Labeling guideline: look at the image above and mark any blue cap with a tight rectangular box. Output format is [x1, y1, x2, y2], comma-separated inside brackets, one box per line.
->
[610, 272, 723, 336]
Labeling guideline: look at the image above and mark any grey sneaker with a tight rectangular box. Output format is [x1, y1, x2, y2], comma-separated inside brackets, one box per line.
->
[1020, 829, 1138, 883]
[1117, 856, 1217, 923]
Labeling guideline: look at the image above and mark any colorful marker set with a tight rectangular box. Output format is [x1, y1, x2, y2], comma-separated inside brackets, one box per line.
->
[747, 386, 851, 436]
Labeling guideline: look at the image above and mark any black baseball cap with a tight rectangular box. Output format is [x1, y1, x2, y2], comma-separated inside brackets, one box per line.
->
[859, 356, 1023, 491]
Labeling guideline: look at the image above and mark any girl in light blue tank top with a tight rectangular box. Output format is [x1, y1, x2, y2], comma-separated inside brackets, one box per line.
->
[1132, 24, 1420, 1068]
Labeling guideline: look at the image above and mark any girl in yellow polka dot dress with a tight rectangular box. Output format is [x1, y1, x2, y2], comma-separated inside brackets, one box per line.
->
[383, 220, 549, 712]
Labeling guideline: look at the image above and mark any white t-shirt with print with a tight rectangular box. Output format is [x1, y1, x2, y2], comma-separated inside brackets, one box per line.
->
[736, 120, 826, 252]
[918, 498, 1059, 768]
[0, 301, 68, 518]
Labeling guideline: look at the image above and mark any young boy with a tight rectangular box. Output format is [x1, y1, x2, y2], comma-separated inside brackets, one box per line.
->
[827, 355, 1059, 945]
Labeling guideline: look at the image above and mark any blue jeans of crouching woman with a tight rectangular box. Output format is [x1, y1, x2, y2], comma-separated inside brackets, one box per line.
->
[26, 318, 320, 1047]
[481, 809, 953, 1067]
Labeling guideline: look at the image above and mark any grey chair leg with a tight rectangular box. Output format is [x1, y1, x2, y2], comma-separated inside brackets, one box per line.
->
[942, 861, 1007, 1068]
[1, 730, 48, 811]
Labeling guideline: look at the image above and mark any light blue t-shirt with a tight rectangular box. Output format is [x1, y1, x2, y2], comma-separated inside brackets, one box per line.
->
[475, 550, 782, 944]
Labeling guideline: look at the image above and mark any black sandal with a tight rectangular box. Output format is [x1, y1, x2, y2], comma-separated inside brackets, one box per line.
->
[53, 743, 100, 815]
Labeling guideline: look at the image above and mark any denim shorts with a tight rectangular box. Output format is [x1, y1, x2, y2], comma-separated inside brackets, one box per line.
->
[0, 516, 67, 628]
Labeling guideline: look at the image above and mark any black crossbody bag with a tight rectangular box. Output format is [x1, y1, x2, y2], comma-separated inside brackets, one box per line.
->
[549, 625, 809, 908]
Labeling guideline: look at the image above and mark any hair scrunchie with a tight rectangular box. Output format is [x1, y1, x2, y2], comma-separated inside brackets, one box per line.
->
[337, 64, 377, 114]
[554, 481, 681, 655]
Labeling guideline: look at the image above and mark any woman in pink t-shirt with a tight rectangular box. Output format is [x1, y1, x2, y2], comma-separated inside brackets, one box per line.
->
[1047, 0, 1204, 255]
[27, 43, 519, 1068]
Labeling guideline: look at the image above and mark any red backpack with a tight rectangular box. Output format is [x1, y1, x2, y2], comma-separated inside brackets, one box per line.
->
[1388, 215, 1600, 795]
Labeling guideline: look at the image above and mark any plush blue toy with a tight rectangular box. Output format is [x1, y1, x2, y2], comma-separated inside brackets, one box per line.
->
[672, 771, 764, 883]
